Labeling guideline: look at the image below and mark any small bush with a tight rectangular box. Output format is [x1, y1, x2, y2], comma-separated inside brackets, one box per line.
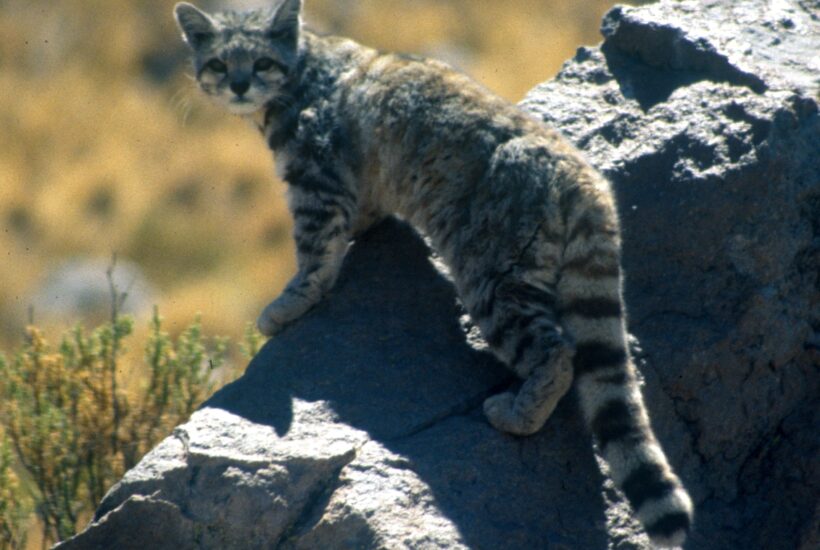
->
[0, 436, 28, 550]
[0, 307, 247, 545]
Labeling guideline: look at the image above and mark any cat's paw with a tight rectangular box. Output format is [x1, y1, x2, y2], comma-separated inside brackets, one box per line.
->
[256, 310, 287, 337]
[256, 289, 320, 337]
[256, 297, 298, 336]
[483, 392, 539, 436]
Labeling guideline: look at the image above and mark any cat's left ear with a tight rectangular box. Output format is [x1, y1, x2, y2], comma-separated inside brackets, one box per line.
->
[267, 0, 302, 44]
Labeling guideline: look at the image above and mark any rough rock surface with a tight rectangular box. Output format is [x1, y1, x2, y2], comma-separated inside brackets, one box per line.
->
[58, 0, 818, 548]
[521, 1, 819, 547]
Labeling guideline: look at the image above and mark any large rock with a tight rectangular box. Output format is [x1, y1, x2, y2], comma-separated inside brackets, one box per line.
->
[58, 220, 621, 549]
[58, 0, 818, 548]
[521, 1, 819, 547]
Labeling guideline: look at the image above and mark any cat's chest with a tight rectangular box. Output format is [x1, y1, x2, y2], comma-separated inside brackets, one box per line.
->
[245, 110, 268, 134]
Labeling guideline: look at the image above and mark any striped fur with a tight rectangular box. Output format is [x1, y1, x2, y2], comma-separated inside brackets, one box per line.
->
[175, 1, 693, 545]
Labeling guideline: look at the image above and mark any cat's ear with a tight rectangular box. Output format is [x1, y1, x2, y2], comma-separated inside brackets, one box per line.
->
[174, 2, 217, 49]
[267, 0, 302, 44]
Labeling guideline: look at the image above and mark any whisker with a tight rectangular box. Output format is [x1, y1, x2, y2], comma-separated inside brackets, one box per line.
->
[169, 87, 196, 126]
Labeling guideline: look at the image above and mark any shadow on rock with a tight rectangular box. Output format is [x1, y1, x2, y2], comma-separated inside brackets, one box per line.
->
[205, 218, 614, 550]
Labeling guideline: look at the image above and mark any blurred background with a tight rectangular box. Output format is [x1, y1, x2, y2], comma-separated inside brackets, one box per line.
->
[0, 0, 626, 350]
[0, 1, 630, 543]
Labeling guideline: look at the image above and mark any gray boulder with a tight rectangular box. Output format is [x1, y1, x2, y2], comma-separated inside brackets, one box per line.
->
[521, 1, 819, 547]
[30, 257, 156, 324]
[58, 0, 818, 548]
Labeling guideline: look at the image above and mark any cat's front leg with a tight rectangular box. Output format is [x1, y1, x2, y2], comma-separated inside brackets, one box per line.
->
[257, 183, 355, 336]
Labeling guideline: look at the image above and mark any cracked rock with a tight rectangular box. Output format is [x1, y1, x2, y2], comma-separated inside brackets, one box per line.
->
[58, 406, 364, 550]
[59, 0, 817, 548]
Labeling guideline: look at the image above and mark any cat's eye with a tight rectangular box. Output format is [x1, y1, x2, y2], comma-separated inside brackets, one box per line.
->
[205, 59, 227, 73]
[254, 57, 282, 73]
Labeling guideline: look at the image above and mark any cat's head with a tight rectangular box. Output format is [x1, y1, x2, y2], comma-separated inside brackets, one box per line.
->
[174, 0, 302, 115]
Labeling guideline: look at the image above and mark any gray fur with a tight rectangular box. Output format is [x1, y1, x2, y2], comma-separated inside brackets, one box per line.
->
[175, 2, 694, 546]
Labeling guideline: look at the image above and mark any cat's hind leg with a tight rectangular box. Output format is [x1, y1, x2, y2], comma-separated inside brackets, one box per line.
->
[479, 274, 575, 436]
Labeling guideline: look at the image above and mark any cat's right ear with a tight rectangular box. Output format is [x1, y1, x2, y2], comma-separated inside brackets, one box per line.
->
[174, 2, 217, 49]
[267, 0, 302, 45]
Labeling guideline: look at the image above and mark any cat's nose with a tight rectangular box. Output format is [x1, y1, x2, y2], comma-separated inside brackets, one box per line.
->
[230, 80, 250, 96]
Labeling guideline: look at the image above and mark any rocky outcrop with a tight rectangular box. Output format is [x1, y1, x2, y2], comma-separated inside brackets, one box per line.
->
[521, 2, 820, 547]
[58, 0, 818, 548]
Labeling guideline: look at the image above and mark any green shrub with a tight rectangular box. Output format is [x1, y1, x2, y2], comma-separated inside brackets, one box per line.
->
[0, 435, 28, 550]
[0, 307, 250, 545]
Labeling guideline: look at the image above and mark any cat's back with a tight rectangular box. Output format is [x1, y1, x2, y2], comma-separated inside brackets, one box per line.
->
[301, 33, 608, 235]
[320, 37, 577, 199]
[299, 31, 574, 174]
[349, 47, 549, 145]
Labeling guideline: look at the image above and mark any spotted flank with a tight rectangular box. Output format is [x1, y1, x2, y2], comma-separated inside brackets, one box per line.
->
[175, 0, 693, 544]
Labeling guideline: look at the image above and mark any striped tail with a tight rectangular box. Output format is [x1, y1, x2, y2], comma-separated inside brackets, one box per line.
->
[558, 181, 694, 547]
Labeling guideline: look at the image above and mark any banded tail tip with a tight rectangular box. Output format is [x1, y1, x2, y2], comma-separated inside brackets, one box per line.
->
[647, 515, 689, 548]
[641, 487, 693, 548]
[649, 530, 687, 549]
